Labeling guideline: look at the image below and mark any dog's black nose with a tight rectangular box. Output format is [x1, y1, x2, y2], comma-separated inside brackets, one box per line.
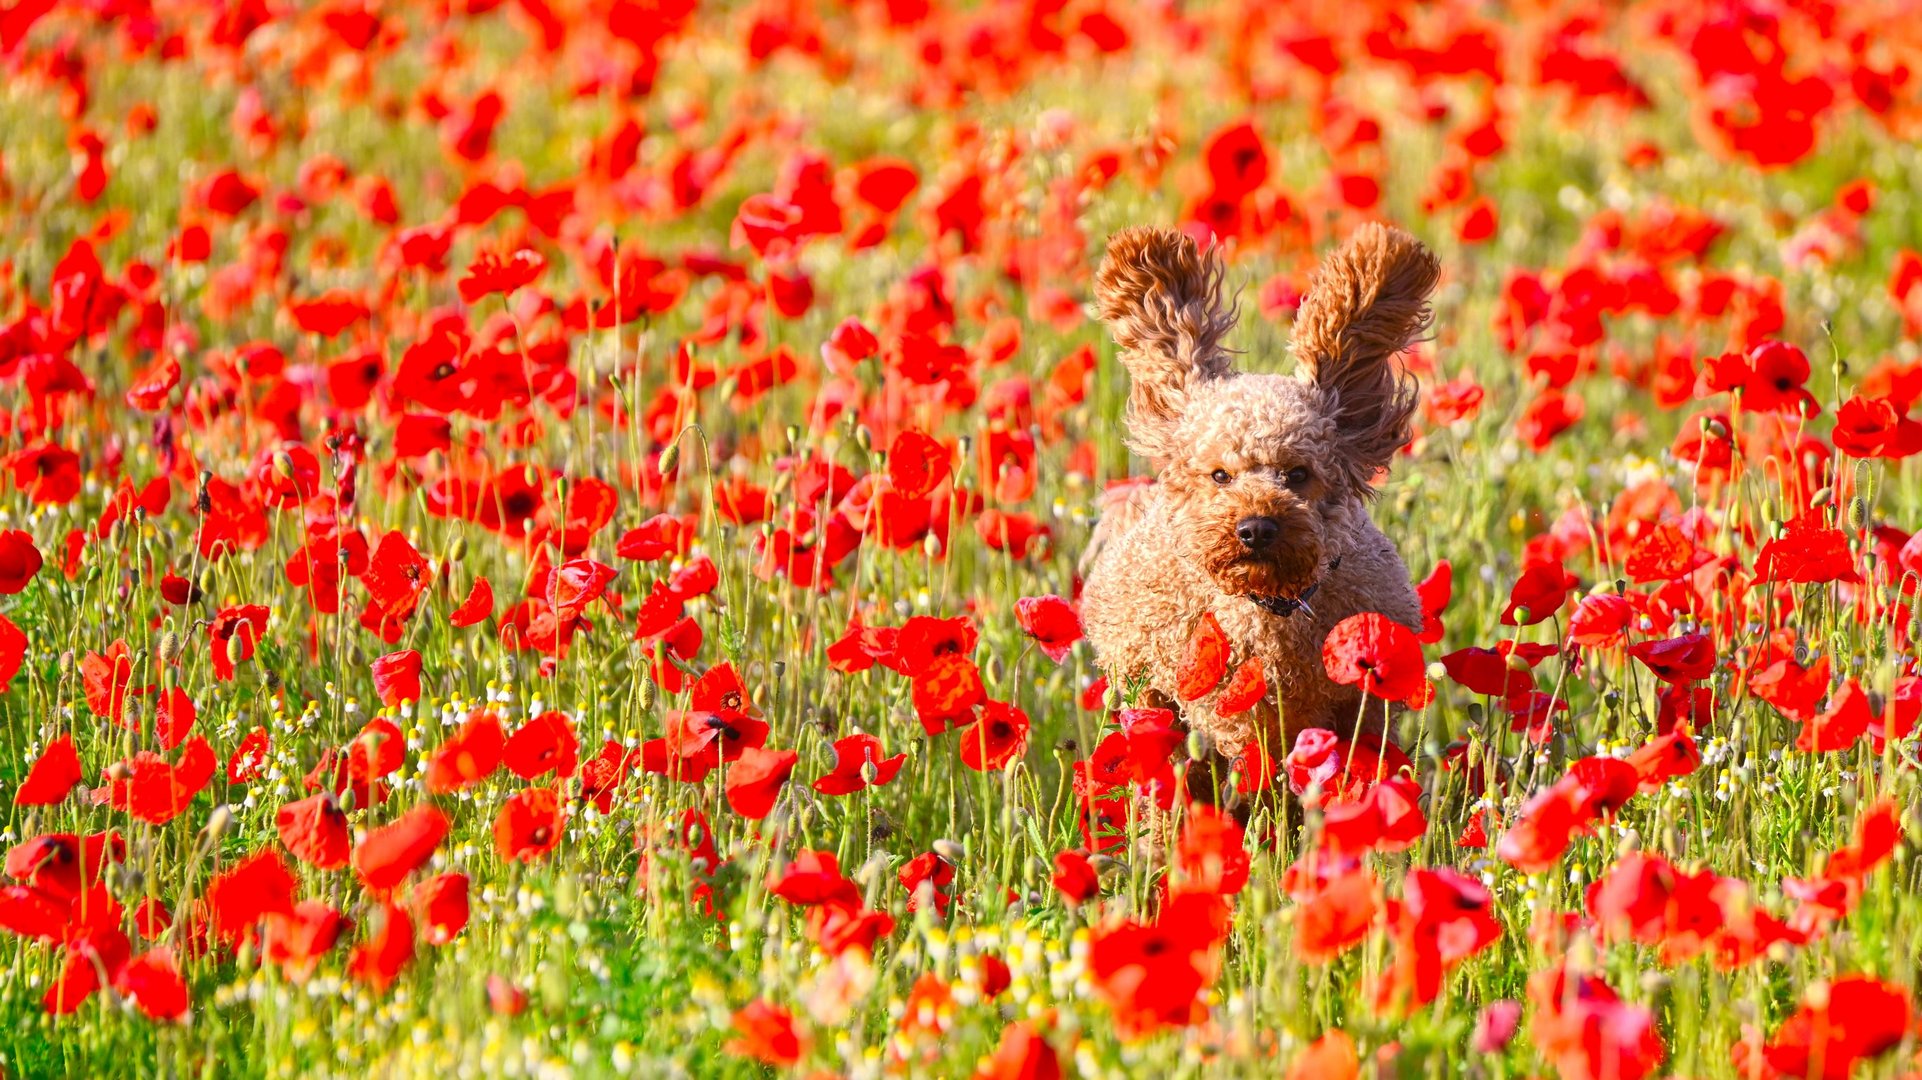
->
[1235, 516, 1279, 550]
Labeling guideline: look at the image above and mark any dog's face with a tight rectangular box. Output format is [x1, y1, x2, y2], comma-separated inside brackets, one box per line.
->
[1092, 224, 1438, 604]
[1158, 375, 1340, 599]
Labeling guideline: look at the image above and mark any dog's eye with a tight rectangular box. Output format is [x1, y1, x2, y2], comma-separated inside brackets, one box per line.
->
[1285, 466, 1312, 488]
[1210, 469, 1233, 485]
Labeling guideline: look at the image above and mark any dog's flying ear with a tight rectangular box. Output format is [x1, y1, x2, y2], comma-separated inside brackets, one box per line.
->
[1093, 226, 1237, 463]
[1292, 223, 1438, 495]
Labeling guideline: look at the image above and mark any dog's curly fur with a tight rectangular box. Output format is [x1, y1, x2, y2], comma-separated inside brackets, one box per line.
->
[1081, 223, 1439, 761]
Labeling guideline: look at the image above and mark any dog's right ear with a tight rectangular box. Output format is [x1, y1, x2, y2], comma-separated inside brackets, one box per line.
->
[1093, 226, 1237, 464]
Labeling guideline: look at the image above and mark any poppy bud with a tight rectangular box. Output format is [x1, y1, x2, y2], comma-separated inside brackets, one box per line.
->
[658, 442, 680, 475]
[448, 535, 468, 562]
[637, 674, 655, 712]
[855, 425, 873, 452]
[158, 631, 182, 665]
[716, 375, 739, 401]
[923, 533, 942, 558]
[1101, 683, 1121, 711]
[1848, 496, 1868, 532]
[784, 424, 801, 451]
[932, 838, 964, 862]
[198, 567, 216, 594]
[57, 650, 73, 677]
[203, 804, 234, 841]
[1809, 486, 1831, 509]
[1186, 729, 1212, 761]
[227, 635, 247, 666]
[273, 451, 296, 478]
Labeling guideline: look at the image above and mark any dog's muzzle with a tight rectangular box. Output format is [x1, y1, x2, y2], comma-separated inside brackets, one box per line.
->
[1246, 556, 1341, 618]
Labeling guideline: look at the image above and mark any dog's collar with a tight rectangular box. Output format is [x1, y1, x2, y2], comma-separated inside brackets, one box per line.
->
[1246, 556, 1342, 619]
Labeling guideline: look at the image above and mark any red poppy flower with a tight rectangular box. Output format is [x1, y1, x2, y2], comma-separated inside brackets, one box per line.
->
[416, 873, 470, 945]
[1287, 853, 1378, 963]
[813, 734, 906, 796]
[1173, 806, 1250, 896]
[449, 575, 494, 627]
[1203, 119, 1269, 200]
[503, 711, 581, 779]
[724, 747, 799, 821]
[228, 727, 270, 783]
[1413, 560, 1452, 643]
[208, 604, 269, 681]
[348, 901, 415, 993]
[1529, 964, 1665, 1080]
[352, 806, 450, 892]
[1052, 850, 1100, 905]
[1373, 868, 1502, 1013]
[0, 613, 24, 689]
[1796, 679, 1873, 752]
[494, 787, 564, 863]
[1322, 614, 1430, 706]
[0, 530, 41, 594]
[115, 948, 189, 1021]
[1501, 562, 1577, 626]
[276, 793, 350, 870]
[458, 247, 546, 303]
[1177, 612, 1230, 700]
[727, 999, 809, 1067]
[899, 851, 956, 916]
[911, 653, 986, 734]
[6, 831, 124, 902]
[1736, 340, 1818, 415]
[768, 850, 860, 908]
[1566, 593, 1635, 647]
[960, 700, 1030, 771]
[1216, 656, 1267, 715]
[1497, 756, 1640, 873]
[369, 650, 422, 707]
[262, 902, 348, 983]
[125, 354, 180, 411]
[206, 849, 297, 947]
[99, 738, 216, 824]
[1757, 975, 1910, 1080]
[426, 711, 506, 793]
[1439, 645, 1537, 699]
[1014, 595, 1081, 663]
[1750, 654, 1830, 721]
[16, 734, 83, 806]
[82, 639, 136, 725]
[1320, 775, 1426, 854]
[887, 429, 952, 498]
[1087, 890, 1226, 1035]
[1628, 632, 1717, 684]
[1756, 512, 1860, 583]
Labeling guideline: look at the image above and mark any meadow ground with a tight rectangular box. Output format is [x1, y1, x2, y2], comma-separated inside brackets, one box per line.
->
[3, 1, 1922, 1077]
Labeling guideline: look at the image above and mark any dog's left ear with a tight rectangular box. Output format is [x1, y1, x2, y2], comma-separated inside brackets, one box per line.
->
[1293, 223, 1439, 496]
[1094, 227, 1237, 465]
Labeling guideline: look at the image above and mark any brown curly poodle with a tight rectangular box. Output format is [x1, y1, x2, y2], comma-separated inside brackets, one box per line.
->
[1080, 223, 1439, 767]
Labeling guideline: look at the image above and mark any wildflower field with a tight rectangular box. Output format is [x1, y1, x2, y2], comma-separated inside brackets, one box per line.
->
[6, 0, 1922, 1076]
